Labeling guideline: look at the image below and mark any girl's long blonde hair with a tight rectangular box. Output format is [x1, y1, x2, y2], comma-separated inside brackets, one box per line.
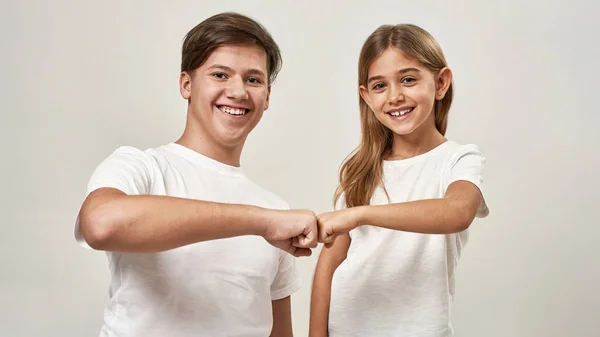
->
[334, 24, 454, 208]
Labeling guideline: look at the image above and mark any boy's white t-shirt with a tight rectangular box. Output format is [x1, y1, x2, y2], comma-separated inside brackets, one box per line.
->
[74, 143, 301, 337]
[328, 140, 489, 337]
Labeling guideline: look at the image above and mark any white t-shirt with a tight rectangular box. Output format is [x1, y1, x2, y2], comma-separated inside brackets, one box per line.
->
[328, 140, 489, 337]
[74, 143, 301, 337]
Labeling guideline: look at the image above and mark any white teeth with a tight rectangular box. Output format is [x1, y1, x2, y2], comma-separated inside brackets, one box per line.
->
[390, 108, 413, 117]
[220, 106, 247, 115]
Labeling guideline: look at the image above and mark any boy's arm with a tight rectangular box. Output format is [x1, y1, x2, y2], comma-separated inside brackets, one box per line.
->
[78, 187, 317, 255]
[270, 296, 293, 337]
[309, 234, 351, 337]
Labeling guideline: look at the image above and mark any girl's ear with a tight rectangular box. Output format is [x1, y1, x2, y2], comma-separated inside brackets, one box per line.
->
[435, 67, 453, 100]
[359, 85, 373, 108]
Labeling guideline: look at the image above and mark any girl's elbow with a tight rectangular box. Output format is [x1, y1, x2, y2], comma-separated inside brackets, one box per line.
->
[453, 217, 473, 233]
[446, 202, 476, 233]
[453, 208, 477, 232]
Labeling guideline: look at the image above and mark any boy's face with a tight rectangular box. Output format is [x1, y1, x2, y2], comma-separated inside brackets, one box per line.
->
[180, 44, 271, 151]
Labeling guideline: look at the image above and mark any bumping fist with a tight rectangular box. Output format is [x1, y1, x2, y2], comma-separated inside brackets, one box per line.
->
[261, 207, 364, 255]
[262, 209, 318, 257]
[316, 208, 362, 243]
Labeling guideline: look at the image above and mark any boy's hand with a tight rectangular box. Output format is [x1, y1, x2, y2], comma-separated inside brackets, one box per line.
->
[262, 209, 318, 257]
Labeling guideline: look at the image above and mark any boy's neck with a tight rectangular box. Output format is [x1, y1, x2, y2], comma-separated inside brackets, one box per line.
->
[175, 121, 245, 168]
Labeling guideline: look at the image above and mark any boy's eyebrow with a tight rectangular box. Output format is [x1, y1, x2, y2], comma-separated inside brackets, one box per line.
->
[207, 64, 234, 72]
[207, 64, 266, 78]
[367, 67, 421, 84]
[246, 68, 267, 78]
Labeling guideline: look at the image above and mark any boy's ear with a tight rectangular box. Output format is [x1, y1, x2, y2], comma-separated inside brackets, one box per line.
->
[180, 71, 192, 100]
[264, 85, 271, 111]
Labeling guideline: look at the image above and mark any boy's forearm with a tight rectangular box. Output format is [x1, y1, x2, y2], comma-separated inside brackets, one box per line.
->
[79, 188, 272, 253]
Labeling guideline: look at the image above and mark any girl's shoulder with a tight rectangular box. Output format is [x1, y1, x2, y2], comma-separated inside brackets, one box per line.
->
[382, 140, 486, 176]
[441, 140, 486, 165]
[382, 140, 487, 183]
[440, 140, 483, 154]
[386, 140, 484, 166]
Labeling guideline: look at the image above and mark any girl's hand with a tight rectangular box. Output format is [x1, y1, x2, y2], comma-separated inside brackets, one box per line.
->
[316, 207, 363, 243]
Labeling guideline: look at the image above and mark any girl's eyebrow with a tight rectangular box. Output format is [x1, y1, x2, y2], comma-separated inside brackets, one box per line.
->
[367, 67, 421, 84]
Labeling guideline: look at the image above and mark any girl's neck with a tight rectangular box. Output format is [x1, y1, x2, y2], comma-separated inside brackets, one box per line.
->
[388, 126, 447, 160]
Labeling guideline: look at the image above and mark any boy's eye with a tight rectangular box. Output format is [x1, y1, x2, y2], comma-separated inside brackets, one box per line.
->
[212, 72, 228, 79]
[247, 77, 262, 84]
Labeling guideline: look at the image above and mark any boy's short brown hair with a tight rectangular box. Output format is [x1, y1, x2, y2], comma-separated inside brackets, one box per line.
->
[181, 12, 282, 84]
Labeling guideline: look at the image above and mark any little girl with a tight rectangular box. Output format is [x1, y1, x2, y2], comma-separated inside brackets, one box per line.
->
[309, 24, 489, 337]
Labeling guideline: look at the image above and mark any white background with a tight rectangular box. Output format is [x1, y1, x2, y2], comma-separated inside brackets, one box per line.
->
[1, 1, 599, 336]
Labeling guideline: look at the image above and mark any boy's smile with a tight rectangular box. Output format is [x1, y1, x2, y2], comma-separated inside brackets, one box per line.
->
[180, 44, 271, 154]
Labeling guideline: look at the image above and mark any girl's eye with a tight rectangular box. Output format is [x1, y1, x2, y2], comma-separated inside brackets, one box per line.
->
[372, 83, 386, 90]
[402, 77, 416, 84]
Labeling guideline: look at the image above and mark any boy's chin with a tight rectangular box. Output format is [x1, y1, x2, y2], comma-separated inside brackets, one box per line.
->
[214, 128, 252, 146]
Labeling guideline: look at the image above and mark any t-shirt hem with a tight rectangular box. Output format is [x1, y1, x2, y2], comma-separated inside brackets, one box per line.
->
[270, 278, 302, 300]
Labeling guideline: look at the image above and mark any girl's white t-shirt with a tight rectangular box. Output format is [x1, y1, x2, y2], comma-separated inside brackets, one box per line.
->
[74, 143, 300, 337]
[328, 140, 489, 337]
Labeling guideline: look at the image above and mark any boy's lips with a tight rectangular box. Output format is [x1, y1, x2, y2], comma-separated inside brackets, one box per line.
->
[217, 105, 251, 116]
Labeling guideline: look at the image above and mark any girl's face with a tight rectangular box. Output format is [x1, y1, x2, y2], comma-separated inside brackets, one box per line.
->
[360, 47, 451, 138]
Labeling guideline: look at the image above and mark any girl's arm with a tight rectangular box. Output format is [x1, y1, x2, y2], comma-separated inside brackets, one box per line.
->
[309, 234, 351, 337]
[317, 180, 483, 242]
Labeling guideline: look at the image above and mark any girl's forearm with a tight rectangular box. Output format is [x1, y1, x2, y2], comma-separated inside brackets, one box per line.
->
[309, 235, 351, 337]
[356, 196, 477, 234]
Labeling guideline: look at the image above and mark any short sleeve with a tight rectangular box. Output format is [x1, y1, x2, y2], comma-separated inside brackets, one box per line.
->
[74, 146, 155, 248]
[85, 146, 155, 196]
[270, 249, 302, 300]
[445, 144, 489, 218]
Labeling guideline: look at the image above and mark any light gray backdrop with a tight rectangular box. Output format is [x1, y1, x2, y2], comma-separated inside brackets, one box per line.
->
[1, 1, 598, 336]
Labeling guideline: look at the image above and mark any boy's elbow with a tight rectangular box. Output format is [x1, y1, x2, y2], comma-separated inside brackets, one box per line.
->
[79, 203, 119, 250]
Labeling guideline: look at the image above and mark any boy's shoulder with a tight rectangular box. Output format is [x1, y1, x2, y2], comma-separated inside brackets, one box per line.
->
[99, 144, 167, 165]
